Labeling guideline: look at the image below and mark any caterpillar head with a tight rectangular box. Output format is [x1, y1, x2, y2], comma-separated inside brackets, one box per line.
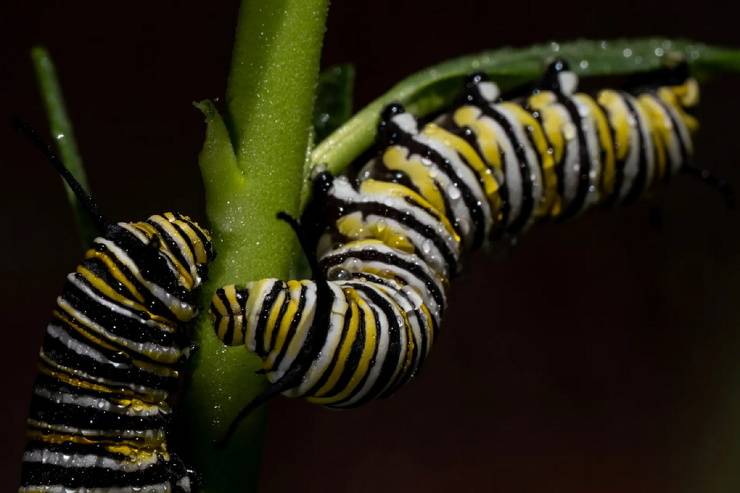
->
[137, 212, 215, 290]
[98, 213, 214, 322]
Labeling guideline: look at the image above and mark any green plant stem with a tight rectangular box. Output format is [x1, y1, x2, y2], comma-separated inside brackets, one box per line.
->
[182, 0, 328, 492]
[310, 38, 740, 183]
[31, 46, 96, 247]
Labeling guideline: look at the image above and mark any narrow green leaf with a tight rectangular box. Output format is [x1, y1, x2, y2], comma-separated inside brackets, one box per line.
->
[31, 46, 97, 247]
[313, 64, 355, 142]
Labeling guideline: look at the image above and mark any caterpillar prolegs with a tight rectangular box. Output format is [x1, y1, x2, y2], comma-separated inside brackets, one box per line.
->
[16, 121, 215, 493]
[210, 59, 707, 440]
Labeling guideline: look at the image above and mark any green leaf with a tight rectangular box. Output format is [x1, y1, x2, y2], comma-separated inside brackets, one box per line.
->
[311, 38, 740, 180]
[313, 64, 355, 142]
[31, 46, 97, 248]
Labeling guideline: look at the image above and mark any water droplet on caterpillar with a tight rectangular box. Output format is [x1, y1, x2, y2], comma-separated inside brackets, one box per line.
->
[448, 186, 461, 200]
[328, 268, 351, 281]
[421, 239, 433, 255]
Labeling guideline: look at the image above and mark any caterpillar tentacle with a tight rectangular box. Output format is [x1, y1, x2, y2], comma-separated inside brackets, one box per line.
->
[211, 60, 704, 436]
[12, 117, 109, 233]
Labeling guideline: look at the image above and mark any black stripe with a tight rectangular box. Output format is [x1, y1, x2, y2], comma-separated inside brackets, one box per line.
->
[215, 289, 236, 345]
[305, 291, 357, 397]
[651, 92, 689, 176]
[146, 219, 192, 278]
[254, 281, 285, 358]
[28, 387, 168, 434]
[320, 248, 445, 316]
[266, 289, 291, 354]
[475, 104, 535, 233]
[340, 283, 403, 407]
[595, 95, 625, 207]
[620, 94, 649, 204]
[269, 285, 308, 371]
[402, 137, 486, 249]
[41, 325, 175, 393]
[329, 197, 459, 276]
[60, 275, 177, 348]
[327, 295, 381, 408]
[555, 92, 593, 219]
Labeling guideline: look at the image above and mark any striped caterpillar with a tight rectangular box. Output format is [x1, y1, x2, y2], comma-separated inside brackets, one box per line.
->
[16, 121, 214, 493]
[210, 59, 716, 443]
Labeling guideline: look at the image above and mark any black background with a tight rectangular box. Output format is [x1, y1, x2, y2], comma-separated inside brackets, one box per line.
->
[2, 1, 740, 492]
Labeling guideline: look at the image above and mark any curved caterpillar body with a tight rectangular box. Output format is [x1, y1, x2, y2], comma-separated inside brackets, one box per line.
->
[19, 212, 214, 493]
[211, 60, 700, 419]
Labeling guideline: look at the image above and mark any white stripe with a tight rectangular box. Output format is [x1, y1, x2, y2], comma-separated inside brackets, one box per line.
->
[57, 296, 181, 365]
[95, 238, 195, 322]
[23, 448, 160, 471]
[68, 273, 174, 333]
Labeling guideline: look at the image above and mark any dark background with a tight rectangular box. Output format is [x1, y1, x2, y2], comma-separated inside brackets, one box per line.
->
[2, 1, 740, 492]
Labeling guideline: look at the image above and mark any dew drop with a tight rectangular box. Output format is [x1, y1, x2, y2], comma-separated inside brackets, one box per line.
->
[448, 186, 462, 200]
[328, 268, 351, 281]
[622, 48, 633, 58]
[421, 239, 433, 254]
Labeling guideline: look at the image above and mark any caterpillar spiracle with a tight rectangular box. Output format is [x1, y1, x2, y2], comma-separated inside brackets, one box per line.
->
[16, 121, 215, 493]
[210, 59, 712, 441]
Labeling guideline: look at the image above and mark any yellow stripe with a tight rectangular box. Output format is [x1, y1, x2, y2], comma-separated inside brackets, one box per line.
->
[359, 179, 459, 243]
[421, 123, 502, 215]
[574, 94, 616, 197]
[262, 290, 287, 357]
[336, 212, 415, 254]
[527, 92, 568, 216]
[657, 85, 699, 133]
[76, 266, 175, 332]
[597, 90, 631, 162]
[53, 309, 120, 353]
[146, 217, 195, 289]
[57, 301, 179, 364]
[382, 145, 446, 214]
[263, 281, 301, 371]
[452, 105, 503, 172]
[107, 444, 162, 463]
[37, 363, 123, 396]
[638, 95, 670, 182]
[500, 102, 558, 216]
[308, 288, 377, 404]
[312, 295, 361, 397]
[83, 249, 146, 304]
[172, 219, 210, 264]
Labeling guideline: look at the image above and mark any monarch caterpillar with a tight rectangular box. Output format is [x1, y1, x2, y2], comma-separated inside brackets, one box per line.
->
[15, 120, 215, 493]
[210, 59, 725, 443]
